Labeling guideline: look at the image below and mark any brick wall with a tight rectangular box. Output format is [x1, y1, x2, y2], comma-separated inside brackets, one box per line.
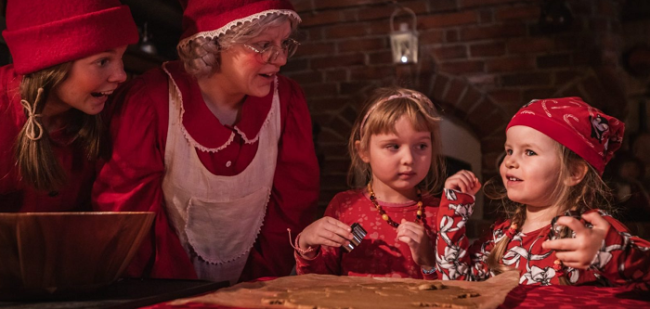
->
[620, 10, 650, 131]
[285, 0, 629, 215]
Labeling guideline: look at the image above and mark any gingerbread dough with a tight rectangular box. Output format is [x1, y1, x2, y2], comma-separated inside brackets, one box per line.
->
[169, 272, 519, 309]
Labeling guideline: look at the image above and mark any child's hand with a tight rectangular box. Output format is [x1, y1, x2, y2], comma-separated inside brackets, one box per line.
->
[397, 219, 435, 269]
[444, 170, 481, 195]
[542, 212, 611, 269]
[299, 216, 353, 258]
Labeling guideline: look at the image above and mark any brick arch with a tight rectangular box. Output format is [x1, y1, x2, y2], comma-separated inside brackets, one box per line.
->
[321, 72, 510, 185]
[314, 66, 629, 207]
[408, 43, 510, 179]
[552, 67, 629, 121]
[419, 72, 510, 177]
[413, 67, 628, 177]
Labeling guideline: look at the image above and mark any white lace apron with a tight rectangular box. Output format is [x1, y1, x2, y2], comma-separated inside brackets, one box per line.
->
[161, 63, 280, 284]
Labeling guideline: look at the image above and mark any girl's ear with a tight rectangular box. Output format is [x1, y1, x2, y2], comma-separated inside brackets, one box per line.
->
[564, 161, 589, 187]
[355, 140, 370, 163]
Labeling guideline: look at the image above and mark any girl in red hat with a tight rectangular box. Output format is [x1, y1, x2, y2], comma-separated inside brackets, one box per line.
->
[93, 0, 319, 284]
[435, 97, 650, 289]
[0, 0, 138, 212]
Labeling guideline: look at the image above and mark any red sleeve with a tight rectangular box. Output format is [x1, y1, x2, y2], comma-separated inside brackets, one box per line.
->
[436, 188, 493, 281]
[92, 74, 197, 279]
[294, 194, 344, 276]
[588, 212, 650, 290]
[239, 76, 320, 281]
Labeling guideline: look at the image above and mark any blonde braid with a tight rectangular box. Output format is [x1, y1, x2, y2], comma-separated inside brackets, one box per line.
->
[487, 205, 525, 275]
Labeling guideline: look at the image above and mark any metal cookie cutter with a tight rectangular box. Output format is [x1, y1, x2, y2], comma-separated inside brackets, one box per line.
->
[549, 210, 583, 240]
[344, 223, 367, 252]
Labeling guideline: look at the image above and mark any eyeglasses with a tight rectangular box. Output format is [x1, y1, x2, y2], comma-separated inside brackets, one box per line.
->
[243, 38, 300, 63]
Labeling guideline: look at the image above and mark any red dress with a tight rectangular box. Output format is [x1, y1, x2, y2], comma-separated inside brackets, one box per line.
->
[295, 189, 439, 280]
[436, 189, 650, 290]
[93, 61, 320, 281]
[0, 65, 94, 212]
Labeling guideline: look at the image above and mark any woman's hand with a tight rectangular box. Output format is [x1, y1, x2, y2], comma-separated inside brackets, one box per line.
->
[542, 212, 610, 269]
[444, 170, 481, 195]
[397, 219, 435, 269]
[298, 216, 353, 258]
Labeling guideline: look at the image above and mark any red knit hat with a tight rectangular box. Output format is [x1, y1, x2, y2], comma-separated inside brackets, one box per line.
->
[506, 97, 625, 175]
[178, 0, 301, 48]
[3, 0, 139, 75]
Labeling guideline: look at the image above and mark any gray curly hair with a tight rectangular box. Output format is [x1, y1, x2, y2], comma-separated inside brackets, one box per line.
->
[177, 13, 298, 77]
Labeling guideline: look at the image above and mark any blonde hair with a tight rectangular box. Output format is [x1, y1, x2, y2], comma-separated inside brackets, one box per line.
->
[16, 62, 104, 192]
[177, 13, 298, 77]
[348, 87, 446, 194]
[485, 142, 613, 284]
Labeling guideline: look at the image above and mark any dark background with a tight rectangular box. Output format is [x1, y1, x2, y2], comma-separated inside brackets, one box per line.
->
[1, 0, 649, 239]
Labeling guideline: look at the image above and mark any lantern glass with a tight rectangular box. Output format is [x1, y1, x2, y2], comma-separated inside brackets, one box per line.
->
[389, 6, 419, 65]
[390, 30, 418, 64]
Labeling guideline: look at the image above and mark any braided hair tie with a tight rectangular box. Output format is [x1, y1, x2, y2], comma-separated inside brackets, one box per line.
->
[20, 88, 45, 141]
[505, 223, 518, 239]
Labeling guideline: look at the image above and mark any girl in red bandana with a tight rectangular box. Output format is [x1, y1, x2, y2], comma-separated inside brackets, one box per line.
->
[436, 97, 650, 290]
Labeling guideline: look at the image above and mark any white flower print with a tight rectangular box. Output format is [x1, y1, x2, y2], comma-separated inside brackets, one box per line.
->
[470, 262, 489, 281]
[503, 246, 528, 269]
[590, 238, 625, 271]
[437, 214, 473, 280]
[449, 203, 473, 228]
[567, 267, 579, 284]
[436, 244, 468, 280]
[520, 265, 556, 285]
[439, 215, 459, 244]
[445, 189, 457, 201]
[493, 228, 507, 243]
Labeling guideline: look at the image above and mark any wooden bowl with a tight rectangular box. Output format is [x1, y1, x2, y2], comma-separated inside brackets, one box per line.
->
[0, 211, 154, 299]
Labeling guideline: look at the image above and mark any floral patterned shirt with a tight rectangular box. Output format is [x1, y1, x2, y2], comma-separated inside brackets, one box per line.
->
[435, 189, 650, 290]
[296, 189, 440, 279]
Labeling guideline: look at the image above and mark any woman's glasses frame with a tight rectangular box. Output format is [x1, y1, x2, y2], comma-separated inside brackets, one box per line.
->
[243, 38, 300, 63]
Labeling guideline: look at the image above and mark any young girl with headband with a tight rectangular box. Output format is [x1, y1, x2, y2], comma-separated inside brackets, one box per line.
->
[294, 87, 445, 279]
[436, 97, 650, 288]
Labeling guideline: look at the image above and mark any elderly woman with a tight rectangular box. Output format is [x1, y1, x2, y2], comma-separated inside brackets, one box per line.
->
[93, 0, 320, 284]
[0, 0, 138, 211]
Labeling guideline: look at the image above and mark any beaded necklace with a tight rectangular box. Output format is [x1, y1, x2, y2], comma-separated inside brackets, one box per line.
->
[367, 182, 424, 228]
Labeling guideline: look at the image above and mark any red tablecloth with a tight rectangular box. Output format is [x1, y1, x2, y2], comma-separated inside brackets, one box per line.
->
[145, 281, 650, 309]
[499, 284, 650, 308]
